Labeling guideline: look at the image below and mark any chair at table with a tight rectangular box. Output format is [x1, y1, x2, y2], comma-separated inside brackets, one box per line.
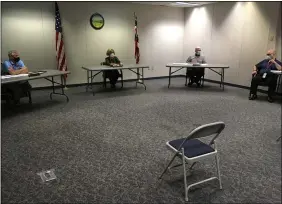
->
[185, 68, 205, 87]
[159, 121, 225, 202]
[100, 62, 123, 88]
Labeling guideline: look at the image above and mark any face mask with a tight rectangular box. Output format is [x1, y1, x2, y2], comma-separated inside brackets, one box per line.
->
[110, 53, 115, 58]
[14, 57, 20, 62]
[266, 55, 272, 60]
[195, 51, 201, 56]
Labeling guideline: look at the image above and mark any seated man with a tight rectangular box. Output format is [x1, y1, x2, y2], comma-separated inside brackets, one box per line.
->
[103, 49, 123, 88]
[249, 49, 282, 103]
[2, 50, 32, 104]
[186, 47, 207, 87]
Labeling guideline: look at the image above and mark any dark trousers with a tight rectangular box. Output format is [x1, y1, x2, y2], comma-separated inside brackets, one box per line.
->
[250, 73, 277, 97]
[187, 68, 205, 83]
[2, 81, 32, 101]
[104, 70, 120, 85]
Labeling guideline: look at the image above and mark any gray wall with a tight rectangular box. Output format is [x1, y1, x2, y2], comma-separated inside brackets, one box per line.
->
[184, 2, 281, 87]
[1, 2, 184, 87]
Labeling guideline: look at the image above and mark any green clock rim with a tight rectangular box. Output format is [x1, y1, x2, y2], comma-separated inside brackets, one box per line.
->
[90, 13, 105, 30]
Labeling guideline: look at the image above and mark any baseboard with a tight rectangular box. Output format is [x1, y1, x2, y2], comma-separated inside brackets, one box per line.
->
[31, 75, 183, 91]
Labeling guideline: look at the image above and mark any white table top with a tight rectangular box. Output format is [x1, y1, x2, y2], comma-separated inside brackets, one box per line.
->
[271, 70, 282, 75]
[166, 63, 229, 68]
[82, 64, 150, 71]
[1, 70, 70, 84]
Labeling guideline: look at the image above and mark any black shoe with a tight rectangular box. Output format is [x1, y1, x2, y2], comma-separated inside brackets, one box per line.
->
[267, 96, 274, 103]
[196, 82, 201, 87]
[249, 94, 257, 100]
[111, 84, 116, 88]
[188, 82, 193, 86]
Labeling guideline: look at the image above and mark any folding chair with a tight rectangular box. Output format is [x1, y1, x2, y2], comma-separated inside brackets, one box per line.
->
[100, 62, 123, 88]
[159, 121, 225, 202]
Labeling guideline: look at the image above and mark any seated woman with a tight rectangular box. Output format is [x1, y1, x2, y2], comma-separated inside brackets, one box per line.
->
[103, 49, 123, 88]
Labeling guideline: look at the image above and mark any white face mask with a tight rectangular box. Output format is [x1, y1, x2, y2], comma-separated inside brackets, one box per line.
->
[110, 53, 115, 58]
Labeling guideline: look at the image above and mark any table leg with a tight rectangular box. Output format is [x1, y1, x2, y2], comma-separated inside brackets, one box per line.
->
[219, 70, 222, 88]
[50, 76, 55, 100]
[136, 68, 140, 88]
[222, 68, 225, 91]
[91, 71, 95, 96]
[168, 67, 171, 88]
[60, 75, 69, 102]
[48, 75, 69, 102]
[141, 68, 146, 90]
[185, 68, 188, 86]
[86, 70, 89, 92]
[135, 68, 146, 90]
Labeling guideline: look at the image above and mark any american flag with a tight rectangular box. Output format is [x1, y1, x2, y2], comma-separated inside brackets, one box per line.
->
[55, 2, 67, 76]
[134, 13, 140, 64]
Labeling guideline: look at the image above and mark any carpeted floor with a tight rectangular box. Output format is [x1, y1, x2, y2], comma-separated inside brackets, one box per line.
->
[1, 78, 281, 203]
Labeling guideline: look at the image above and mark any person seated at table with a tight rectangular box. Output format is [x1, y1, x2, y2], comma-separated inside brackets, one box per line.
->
[2, 50, 32, 104]
[186, 47, 207, 87]
[103, 49, 123, 88]
[249, 49, 282, 103]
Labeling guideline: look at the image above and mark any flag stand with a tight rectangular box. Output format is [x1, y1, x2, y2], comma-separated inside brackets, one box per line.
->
[63, 75, 68, 90]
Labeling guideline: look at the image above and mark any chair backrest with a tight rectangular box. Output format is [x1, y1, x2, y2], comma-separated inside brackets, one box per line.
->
[176, 121, 225, 151]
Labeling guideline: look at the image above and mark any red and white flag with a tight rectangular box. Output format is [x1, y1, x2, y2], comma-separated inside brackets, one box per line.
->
[134, 13, 140, 64]
[55, 2, 67, 78]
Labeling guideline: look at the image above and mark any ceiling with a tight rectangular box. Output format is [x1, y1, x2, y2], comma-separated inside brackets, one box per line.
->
[133, 2, 216, 7]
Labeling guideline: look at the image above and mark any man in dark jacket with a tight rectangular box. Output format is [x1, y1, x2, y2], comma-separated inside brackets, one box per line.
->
[103, 49, 123, 88]
[249, 49, 282, 103]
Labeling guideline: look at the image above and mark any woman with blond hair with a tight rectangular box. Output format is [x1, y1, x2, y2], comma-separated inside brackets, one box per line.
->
[103, 49, 123, 88]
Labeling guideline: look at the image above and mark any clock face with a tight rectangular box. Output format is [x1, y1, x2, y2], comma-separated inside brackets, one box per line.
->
[90, 13, 104, 30]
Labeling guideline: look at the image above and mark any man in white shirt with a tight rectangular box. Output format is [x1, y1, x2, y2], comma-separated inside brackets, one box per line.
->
[186, 47, 207, 87]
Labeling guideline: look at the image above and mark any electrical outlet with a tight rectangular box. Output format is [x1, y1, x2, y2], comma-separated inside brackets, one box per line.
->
[269, 35, 275, 41]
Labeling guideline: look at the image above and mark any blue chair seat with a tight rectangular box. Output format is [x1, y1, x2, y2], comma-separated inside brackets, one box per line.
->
[168, 138, 215, 158]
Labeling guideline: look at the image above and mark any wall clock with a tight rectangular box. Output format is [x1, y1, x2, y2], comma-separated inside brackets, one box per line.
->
[90, 13, 105, 30]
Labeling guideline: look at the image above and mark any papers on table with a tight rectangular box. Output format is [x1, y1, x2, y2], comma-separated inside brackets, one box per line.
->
[271, 70, 282, 74]
[172, 63, 188, 65]
[172, 63, 208, 66]
[1, 74, 28, 79]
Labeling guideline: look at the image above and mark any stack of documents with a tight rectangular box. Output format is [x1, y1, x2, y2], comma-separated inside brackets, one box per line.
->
[172, 63, 188, 65]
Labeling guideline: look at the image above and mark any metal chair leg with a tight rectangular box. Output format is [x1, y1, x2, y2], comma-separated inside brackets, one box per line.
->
[159, 153, 178, 179]
[215, 153, 222, 189]
[182, 148, 188, 202]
